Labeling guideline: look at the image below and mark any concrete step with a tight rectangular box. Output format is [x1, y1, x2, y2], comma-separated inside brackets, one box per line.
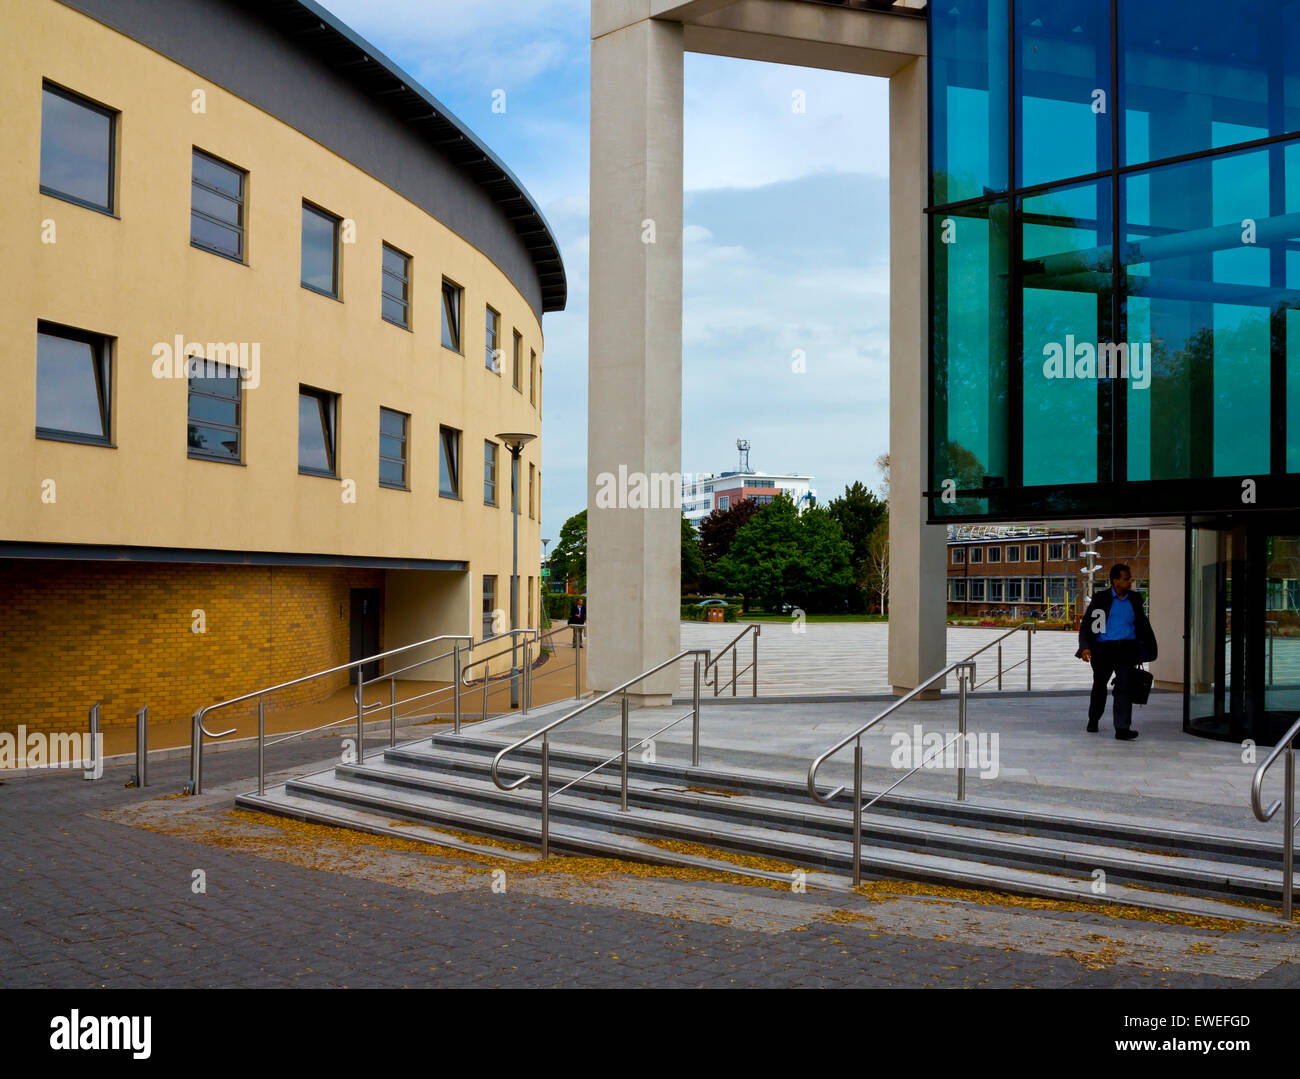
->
[238, 765, 1285, 925]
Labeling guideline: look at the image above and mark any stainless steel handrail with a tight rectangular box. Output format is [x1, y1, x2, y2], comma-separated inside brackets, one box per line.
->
[489, 647, 711, 857]
[807, 659, 977, 886]
[961, 622, 1033, 692]
[703, 622, 760, 697]
[1251, 713, 1300, 920]
[188, 632, 472, 796]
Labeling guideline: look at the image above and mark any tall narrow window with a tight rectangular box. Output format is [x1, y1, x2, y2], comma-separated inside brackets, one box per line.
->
[298, 386, 337, 476]
[301, 202, 340, 297]
[381, 244, 410, 328]
[439, 425, 460, 498]
[510, 452, 519, 512]
[485, 306, 500, 372]
[379, 407, 408, 489]
[188, 367, 242, 462]
[529, 349, 537, 405]
[482, 575, 497, 639]
[484, 440, 498, 505]
[441, 279, 462, 351]
[528, 462, 535, 519]
[512, 330, 523, 391]
[191, 150, 245, 261]
[36, 323, 112, 445]
[40, 83, 115, 213]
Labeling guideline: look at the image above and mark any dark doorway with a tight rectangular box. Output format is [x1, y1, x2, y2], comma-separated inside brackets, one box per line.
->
[349, 588, 381, 683]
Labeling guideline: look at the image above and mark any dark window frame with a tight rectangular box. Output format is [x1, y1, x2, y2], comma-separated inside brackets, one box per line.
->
[35, 321, 114, 447]
[298, 385, 339, 478]
[301, 201, 341, 299]
[39, 81, 116, 215]
[441, 278, 463, 352]
[190, 148, 246, 263]
[381, 243, 411, 330]
[379, 406, 409, 490]
[439, 425, 461, 499]
[187, 365, 243, 464]
[512, 330, 523, 392]
[484, 439, 499, 506]
[485, 306, 500, 373]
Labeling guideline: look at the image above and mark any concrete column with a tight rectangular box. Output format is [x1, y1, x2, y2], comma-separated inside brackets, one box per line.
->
[1148, 526, 1186, 691]
[588, 13, 684, 704]
[888, 57, 947, 694]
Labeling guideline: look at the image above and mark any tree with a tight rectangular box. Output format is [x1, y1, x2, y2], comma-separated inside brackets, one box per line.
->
[681, 513, 704, 592]
[549, 509, 587, 591]
[875, 453, 890, 502]
[698, 497, 762, 566]
[859, 516, 890, 614]
[826, 481, 887, 570]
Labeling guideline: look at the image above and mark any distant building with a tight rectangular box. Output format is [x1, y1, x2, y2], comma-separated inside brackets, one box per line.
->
[682, 470, 815, 527]
[946, 526, 1149, 621]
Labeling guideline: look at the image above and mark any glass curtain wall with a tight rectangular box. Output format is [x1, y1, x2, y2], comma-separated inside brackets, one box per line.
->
[930, 0, 1300, 520]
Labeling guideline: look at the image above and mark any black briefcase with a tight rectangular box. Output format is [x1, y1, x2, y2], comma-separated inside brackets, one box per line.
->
[1115, 665, 1154, 706]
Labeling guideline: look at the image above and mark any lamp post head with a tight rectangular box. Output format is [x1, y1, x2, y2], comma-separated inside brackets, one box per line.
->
[496, 432, 536, 456]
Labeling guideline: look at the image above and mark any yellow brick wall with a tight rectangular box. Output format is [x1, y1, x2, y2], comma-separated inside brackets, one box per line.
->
[0, 560, 383, 735]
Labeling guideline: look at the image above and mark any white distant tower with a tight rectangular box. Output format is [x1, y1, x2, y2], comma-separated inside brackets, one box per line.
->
[736, 438, 752, 474]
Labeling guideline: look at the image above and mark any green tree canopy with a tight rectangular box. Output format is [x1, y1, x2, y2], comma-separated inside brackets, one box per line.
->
[827, 480, 887, 570]
[549, 509, 587, 589]
[681, 514, 704, 592]
[698, 497, 762, 567]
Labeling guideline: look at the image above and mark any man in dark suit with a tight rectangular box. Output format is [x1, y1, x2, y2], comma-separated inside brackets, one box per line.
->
[568, 598, 586, 626]
[1076, 563, 1157, 741]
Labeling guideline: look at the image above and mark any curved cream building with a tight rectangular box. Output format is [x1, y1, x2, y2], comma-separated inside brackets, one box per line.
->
[1, 0, 564, 735]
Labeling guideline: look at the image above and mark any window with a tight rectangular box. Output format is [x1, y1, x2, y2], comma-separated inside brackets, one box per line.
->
[510, 453, 519, 513]
[989, 579, 1004, 601]
[40, 83, 114, 213]
[36, 323, 111, 445]
[987, 547, 1001, 563]
[441, 279, 462, 351]
[1070, 543, 1079, 560]
[379, 407, 408, 489]
[970, 548, 983, 564]
[485, 306, 500, 372]
[484, 440, 498, 505]
[718, 495, 730, 511]
[188, 367, 242, 463]
[1007, 546, 1021, 563]
[439, 426, 460, 498]
[1048, 543, 1063, 561]
[528, 462, 535, 519]
[952, 547, 966, 564]
[191, 150, 245, 261]
[482, 575, 497, 639]
[381, 244, 410, 328]
[953, 579, 968, 601]
[301, 202, 340, 297]
[1007, 580, 1023, 602]
[1025, 544, 1041, 562]
[512, 330, 523, 391]
[528, 576, 534, 628]
[298, 387, 337, 476]
[970, 579, 986, 602]
[529, 349, 537, 405]
[1026, 579, 1044, 603]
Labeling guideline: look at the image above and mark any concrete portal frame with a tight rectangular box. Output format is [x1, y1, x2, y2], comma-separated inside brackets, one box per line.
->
[588, 0, 944, 702]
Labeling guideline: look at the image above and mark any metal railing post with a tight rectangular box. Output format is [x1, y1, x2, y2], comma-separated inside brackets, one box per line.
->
[852, 740, 863, 888]
[355, 671, 365, 764]
[573, 626, 581, 699]
[752, 625, 759, 697]
[541, 734, 550, 859]
[85, 703, 100, 783]
[257, 698, 265, 796]
[522, 639, 532, 715]
[190, 710, 202, 794]
[996, 644, 1003, 691]
[620, 692, 629, 812]
[692, 657, 702, 767]
[731, 648, 737, 697]
[389, 677, 397, 746]
[1026, 626, 1033, 692]
[957, 667, 968, 802]
[452, 642, 462, 735]
[1286, 747, 1295, 922]
[131, 706, 147, 788]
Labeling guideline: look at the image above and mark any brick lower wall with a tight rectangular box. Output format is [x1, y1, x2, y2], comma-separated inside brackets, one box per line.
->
[0, 560, 383, 735]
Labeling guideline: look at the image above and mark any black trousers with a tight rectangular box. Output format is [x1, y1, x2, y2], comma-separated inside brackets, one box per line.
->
[1088, 640, 1141, 730]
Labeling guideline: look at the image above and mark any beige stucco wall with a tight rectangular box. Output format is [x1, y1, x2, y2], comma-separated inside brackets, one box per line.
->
[2, 1, 542, 606]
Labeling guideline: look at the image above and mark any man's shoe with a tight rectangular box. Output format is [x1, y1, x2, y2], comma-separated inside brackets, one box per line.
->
[1086, 721, 1099, 733]
[1115, 729, 1139, 741]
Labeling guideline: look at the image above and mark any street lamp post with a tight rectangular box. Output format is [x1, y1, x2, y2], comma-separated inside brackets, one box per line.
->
[497, 432, 536, 708]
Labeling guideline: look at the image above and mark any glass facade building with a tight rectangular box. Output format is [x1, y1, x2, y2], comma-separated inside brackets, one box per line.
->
[929, 0, 1300, 741]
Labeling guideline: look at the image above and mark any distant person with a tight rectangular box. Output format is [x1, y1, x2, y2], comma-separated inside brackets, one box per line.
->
[1076, 564, 1157, 740]
[568, 598, 586, 626]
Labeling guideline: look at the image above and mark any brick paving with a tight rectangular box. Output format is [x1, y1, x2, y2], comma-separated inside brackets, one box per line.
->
[4, 740, 1300, 990]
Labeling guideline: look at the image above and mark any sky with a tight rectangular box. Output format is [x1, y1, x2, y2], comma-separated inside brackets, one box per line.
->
[316, 0, 893, 544]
